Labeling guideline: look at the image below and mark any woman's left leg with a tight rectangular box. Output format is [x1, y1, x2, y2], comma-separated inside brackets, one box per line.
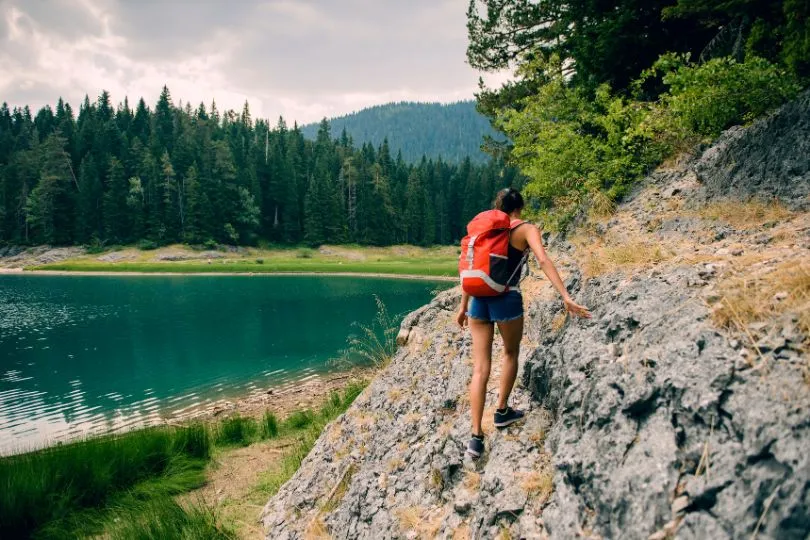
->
[495, 316, 524, 410]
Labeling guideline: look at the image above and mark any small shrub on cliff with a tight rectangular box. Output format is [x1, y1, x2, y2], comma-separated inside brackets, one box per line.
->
[345, 295, 400, 368]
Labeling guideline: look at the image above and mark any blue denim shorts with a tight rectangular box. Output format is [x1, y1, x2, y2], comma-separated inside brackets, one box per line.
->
[467, 290, 524, 323]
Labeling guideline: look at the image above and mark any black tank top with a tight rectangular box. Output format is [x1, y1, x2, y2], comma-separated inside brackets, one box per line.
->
[506, 222, 528, 287]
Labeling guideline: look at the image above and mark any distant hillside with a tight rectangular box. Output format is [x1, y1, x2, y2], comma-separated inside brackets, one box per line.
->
[300, 101, 498, 163]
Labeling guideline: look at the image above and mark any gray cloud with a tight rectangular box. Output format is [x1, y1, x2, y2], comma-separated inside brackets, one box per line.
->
[0, 0, 487, 123]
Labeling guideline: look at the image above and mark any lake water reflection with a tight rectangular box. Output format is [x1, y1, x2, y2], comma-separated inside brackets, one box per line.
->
[0, 274, 446, 454]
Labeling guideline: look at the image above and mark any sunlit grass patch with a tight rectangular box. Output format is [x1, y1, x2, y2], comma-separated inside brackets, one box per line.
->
[693, 199, 793, 229]
[711, 260, 810, 351]
[462, 470, 481, 492]
[394, 505, 445, 538]
[520, 466, 554, 501]
[572, 232, 675, 277]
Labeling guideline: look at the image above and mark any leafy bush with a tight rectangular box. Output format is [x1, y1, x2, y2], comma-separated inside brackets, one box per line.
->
[85, 235, 107, 254]
[296, 247, 315, 259]
[647, 53, 801, 138]
[136, 239, 158, 251]
[498, 56, 663, 229]
[203, 239, 218, 250]
[255, 258, 265, 264]
[499, 53, 803, 230]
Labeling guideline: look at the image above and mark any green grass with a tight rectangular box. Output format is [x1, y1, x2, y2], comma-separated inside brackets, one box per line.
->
[0, 423, 212, 538]
[105, 499, 234, 540]
[28, 259, 457, 277]
[0, 381, 368, 539]
[261, 411, 279, 439]
[215, 415, 258, 447]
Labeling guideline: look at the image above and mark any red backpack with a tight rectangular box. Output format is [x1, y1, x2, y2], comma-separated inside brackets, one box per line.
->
[459, 210, 525, 297]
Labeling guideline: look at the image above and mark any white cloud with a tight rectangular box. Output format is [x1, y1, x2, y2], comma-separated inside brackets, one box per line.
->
[0, 0, 494, 124]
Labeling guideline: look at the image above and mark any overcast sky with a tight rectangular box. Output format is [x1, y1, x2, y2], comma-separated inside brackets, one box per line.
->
[0, 0, 502, 124]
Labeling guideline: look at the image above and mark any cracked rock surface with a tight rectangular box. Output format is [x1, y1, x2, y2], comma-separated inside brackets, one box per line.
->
[261, 89, 809, 539]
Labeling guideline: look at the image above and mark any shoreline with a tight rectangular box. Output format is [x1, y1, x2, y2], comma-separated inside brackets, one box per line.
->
[1, 365, 376, 458]
[169, 365, 376, 424]
[2, 267, 457, 281]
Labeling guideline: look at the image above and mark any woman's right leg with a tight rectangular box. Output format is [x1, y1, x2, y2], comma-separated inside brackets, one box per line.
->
[469, 317, 494, 436]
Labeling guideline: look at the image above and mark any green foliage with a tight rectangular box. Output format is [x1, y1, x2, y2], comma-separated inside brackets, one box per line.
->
[499, 56, 664, 229]
[253, 381, 367, 499]
[30, 258, 459, 277]
[85, 234, 107, 254]
[0, 379, 368, 539]
[215, 415, 258, 447]
[283, 410, 315, 431]
[646, 53, 801, 137]
[261, 411, 279, 439]
[106, 499, 234, 540]
[296, 247, 315, 258]
[136, 239, 159, 250]
[498, 51, 801, 229]
[0, 424, 212, 538]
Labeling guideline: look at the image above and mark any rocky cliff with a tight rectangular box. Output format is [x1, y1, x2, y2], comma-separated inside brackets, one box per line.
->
[261, 93, 810, 539]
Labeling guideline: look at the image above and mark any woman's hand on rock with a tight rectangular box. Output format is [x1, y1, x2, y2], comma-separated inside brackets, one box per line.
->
[456, 309, 468, 328]
[564, 297, 592, 319]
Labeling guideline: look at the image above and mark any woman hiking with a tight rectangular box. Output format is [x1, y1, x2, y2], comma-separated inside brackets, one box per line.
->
[456, 188, 591, 458]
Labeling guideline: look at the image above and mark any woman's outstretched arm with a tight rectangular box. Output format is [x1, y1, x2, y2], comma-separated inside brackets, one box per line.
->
[525, 225, 591, 318]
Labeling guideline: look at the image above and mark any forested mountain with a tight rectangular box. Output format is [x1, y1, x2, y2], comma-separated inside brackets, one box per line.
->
[0, 89, 523, 248]
[300, 101, 498, 164]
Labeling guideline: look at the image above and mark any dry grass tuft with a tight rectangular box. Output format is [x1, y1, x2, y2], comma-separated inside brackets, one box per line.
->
[694, 199, 793, 229]
[394, 506, 444, 537]
[321, 463, 356, 513]
[395, 506, 422, 532]
[387, 388, 404, 402]
[521, 466, 554, 501]
[352, 412, 376, 431]
[403, 412, 422, 424]
[304, 514, 331, 540]
[572, 232, 675, 277]
[529, 429, 547, 447]
[711, 260, 810, 349]
[452, 523, 472, 540]
[462, 470, 481, 492]
[587, 190, 617, 221]
[386, 458, 406, 473]
[498, 523, 514, 540]
[430, 468, 444, 491]
[551, 312, 568, 332]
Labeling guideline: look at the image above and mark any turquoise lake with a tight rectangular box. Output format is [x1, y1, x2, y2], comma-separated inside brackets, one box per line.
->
[0, 274, 445, 454]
